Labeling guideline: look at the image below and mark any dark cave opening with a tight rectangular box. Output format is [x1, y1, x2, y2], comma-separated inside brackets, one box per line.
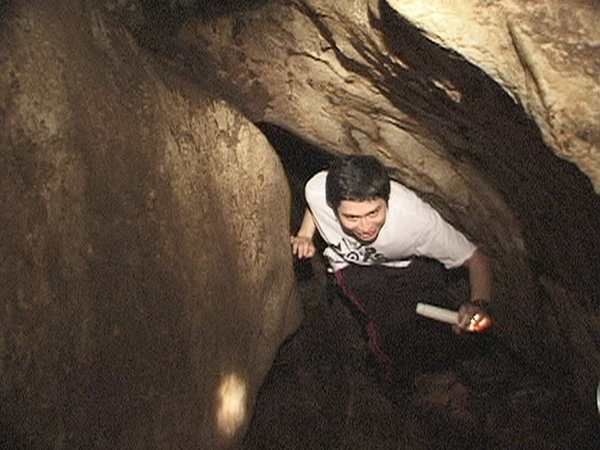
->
[248, 122, 600, 450]
[257, 123, 334, 281]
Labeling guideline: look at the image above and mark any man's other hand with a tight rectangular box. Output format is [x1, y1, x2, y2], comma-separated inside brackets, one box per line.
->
[456, 302, 493, 333]
[291, 235, 316, 259]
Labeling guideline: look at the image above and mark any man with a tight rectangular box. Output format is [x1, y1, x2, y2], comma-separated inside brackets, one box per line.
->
[291, 155, 493, 383]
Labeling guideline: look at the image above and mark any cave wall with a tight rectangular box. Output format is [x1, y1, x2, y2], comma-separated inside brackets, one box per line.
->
[164, 0, 600, 413]
[0, 0, 302, 448]
[388, 0, 600, 194]
[1, 0, 599, 445]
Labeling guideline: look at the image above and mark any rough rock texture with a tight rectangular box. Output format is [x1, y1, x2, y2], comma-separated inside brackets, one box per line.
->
[168, 0, 600, 415]
[389, 0, 600, 194]
[243, 258, 599, 449]
[0, 1, 301, 448]
[2, 0, 599, 447]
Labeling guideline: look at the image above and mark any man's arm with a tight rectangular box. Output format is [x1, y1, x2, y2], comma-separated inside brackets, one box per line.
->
[458, 250, 494, 332]
[291, 208, 317, 258]
[464, 249, 492, 303]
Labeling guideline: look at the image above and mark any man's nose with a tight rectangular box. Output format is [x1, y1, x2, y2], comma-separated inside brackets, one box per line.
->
[357, 218, 369, 230]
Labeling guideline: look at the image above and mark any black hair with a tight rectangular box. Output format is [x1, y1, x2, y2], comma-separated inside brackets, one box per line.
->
[325, 155, 390, 209]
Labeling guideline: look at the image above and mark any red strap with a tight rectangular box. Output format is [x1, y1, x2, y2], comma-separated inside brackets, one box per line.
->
[334, 270, 395, 381]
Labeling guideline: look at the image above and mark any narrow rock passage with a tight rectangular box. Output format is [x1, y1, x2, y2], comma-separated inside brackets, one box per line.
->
[250, 123, 600, 449]
[242, 256, 599, 449]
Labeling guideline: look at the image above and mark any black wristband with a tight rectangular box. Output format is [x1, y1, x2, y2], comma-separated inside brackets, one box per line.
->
[470, 299, 489, 308]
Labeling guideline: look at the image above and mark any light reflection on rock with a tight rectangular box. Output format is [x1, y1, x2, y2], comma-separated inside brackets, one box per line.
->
[217, 372, 247, 437]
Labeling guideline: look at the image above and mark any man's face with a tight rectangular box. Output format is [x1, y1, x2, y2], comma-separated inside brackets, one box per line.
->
[336, 198, 387, 243]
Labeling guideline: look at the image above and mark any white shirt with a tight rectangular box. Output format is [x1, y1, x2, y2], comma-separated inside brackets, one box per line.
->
[305, 171, 476, 272]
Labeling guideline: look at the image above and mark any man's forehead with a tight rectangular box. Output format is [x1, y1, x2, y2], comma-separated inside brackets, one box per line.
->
[337, 198, 386, 216]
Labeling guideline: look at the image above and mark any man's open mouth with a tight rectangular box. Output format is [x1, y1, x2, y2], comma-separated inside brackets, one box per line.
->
[357, 230, 376, 240]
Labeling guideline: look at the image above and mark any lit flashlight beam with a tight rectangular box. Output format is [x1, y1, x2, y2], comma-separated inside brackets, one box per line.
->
[597, 377, 600, 419]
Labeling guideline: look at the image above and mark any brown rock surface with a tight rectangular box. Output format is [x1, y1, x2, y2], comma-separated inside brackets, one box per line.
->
[0, 1, 301, 448]
[171, 0, 600, 416]
[388, 0, 600, 193]
[2, 0, 599, 447]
